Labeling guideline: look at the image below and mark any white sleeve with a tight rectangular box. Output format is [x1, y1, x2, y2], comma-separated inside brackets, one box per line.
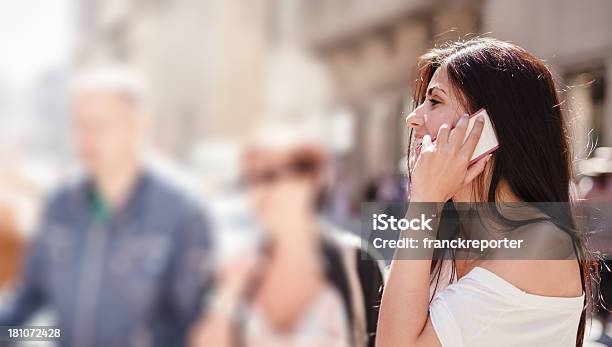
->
[429, 294, 465, 347]
[428, 267, 583, 347]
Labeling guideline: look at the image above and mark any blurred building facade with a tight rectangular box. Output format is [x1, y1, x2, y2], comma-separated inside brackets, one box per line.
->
[298, 0, 482, 204]
[75, 0, 612, 207]
[483, 0, 612, 158]
[76, 0, 269, 160]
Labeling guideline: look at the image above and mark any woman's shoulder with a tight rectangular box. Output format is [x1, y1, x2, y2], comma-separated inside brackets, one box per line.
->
[476, 259, 583, 298]
[430, 262, 584, 347]
[490, 217, 584, 297]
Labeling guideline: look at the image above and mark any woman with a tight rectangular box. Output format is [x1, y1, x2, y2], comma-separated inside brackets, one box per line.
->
[377, 38, 595, 346]
[190, 123, 384, 347]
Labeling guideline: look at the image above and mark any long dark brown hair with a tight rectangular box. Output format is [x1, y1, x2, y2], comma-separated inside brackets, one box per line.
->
[411, 37, 597, 346]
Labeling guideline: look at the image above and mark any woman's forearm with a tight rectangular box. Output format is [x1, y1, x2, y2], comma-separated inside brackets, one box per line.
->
[377, 259, 433, 346]
[376, 201, 442, 347]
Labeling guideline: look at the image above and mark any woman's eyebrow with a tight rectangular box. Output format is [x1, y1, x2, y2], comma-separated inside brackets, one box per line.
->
[427, 86, 447, 96]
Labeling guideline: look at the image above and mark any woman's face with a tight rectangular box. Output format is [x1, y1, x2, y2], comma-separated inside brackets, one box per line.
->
[242, 148, 318, 235]
[406, 66, 467, 140]
[406, 65, 494, 202]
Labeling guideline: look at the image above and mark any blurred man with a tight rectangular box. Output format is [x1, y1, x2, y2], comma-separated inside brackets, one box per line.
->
[0, 65, 214, 347]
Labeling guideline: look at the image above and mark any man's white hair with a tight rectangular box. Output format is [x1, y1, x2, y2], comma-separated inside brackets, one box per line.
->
[70, 63, 151, 112]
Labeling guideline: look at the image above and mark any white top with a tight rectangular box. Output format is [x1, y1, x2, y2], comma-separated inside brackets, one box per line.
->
[244, 286, 350, 347]
[429, 267, 584, 347]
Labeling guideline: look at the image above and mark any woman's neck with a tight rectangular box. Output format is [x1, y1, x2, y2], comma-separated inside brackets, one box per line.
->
[452, 178, 521, 203]
[453, 179, 522, 279]
[495, 180, 522, 202]
[270, 213, 320, 259]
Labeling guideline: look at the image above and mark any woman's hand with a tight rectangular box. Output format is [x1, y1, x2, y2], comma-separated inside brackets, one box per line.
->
[410, 113, 490, 202]
[188, 255, 261, 347]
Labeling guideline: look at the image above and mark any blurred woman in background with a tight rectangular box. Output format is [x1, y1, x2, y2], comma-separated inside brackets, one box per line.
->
[190, 122, 384, 347]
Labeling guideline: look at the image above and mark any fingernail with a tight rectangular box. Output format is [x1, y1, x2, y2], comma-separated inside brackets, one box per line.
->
[478, 114, 484, 122]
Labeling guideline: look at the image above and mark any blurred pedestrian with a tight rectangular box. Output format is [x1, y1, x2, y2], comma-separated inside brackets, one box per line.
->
[189, 122, 384, 347]
[0, 65, 215, 347]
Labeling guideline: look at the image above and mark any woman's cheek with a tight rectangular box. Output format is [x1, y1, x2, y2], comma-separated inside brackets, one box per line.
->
[425, 117, 445, 137]
[433, 111, 459, 134]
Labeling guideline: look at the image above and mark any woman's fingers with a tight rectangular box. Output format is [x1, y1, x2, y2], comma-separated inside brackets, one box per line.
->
[422, 134, 433, 151]
[465, 154, 491, 184]
[449, 114, 469, 148]
[436, 123, 451, 145]
[460, 114, 485, 159]
[410, 113, 489, 202]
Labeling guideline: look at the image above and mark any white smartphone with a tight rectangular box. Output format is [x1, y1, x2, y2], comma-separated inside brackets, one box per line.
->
[464, 108, 499, 165]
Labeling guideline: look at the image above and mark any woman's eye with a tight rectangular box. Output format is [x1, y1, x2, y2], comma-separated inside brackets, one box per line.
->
[429, 98, 441, 106]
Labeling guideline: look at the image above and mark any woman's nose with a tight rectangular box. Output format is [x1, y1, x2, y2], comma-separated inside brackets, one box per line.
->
[405, 109, 424, 129]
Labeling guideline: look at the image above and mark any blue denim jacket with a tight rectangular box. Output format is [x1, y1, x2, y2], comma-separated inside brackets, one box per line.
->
[0, 169, 215, 347]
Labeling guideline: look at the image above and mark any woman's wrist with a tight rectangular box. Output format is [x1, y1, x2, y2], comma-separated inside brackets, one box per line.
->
[409, 190, 446, 202]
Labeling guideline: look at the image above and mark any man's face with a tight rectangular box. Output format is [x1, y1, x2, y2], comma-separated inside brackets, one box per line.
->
[71, 91, 143, 176]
